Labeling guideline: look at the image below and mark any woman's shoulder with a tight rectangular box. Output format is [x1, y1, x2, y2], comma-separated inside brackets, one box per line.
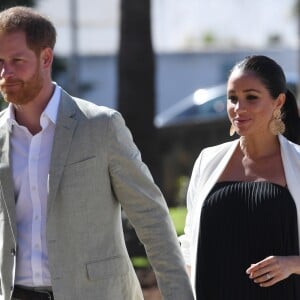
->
[279, 135, 300, 155]
[200, 139, 238, 157]
[191, 139, 238, 177]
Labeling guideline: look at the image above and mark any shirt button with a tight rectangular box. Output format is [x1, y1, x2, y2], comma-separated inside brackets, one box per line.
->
[10, 248, 16, 256]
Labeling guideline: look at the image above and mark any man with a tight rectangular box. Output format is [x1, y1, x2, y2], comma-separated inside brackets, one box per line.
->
[0, 6, 194, 300]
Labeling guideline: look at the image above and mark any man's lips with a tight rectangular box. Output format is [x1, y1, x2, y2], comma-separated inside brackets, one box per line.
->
[0, 82, 22, 89]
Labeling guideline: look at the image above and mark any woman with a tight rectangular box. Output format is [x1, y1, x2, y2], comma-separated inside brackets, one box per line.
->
[180, 55, 300, 299]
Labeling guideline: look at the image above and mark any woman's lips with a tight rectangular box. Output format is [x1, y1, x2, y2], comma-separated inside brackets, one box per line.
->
[233, 118, 251, 126]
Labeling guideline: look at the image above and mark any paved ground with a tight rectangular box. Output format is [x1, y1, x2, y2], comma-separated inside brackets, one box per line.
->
[142, 287, 162, 300]
[137, 267, 162, 300]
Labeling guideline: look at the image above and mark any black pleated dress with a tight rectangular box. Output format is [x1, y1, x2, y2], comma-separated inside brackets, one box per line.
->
[196, 181, 300, 300]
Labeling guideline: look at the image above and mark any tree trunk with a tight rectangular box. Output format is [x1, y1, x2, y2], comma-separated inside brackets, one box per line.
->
[117, 0, 160, 182]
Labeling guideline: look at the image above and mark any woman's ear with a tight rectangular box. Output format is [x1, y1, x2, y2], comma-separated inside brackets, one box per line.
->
[276, 93, 286, 110]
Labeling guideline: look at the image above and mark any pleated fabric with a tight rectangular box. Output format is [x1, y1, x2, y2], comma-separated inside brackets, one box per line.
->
[196, 181, 300, 300]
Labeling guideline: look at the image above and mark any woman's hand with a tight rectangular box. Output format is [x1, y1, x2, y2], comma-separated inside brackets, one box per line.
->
[246, 255, 300, 287]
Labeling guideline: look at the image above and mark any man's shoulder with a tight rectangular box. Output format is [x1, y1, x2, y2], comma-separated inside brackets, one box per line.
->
[61, 90, 118, 119]
[76, 98, 115, 115]
[72, 96, 115, 114]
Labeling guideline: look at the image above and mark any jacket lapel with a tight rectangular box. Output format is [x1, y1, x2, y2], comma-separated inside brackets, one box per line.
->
[0, 124, 17, 242]
[279, 135, 300, 249]
[190, 140, 238, 285]
[47, 91, 77, 217]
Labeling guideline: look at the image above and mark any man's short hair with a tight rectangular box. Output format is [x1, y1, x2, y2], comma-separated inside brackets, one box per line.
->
[0, 6, 56, 53]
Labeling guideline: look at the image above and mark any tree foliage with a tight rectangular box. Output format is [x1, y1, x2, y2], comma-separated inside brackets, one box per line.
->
[0, 0, 35, 11]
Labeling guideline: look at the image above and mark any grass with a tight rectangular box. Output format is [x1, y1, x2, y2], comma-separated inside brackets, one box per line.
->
[169, 206, 187, 236]
[131, 206, 187, 268]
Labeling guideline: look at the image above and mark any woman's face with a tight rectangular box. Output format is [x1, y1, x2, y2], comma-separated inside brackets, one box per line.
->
[227, 70, 285, 138]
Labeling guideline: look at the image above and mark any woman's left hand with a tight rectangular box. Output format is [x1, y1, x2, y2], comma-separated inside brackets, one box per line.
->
[246, 255, 300, 287]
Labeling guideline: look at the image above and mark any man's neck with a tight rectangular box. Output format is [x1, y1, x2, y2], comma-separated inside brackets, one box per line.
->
[13, 83, 55, 135]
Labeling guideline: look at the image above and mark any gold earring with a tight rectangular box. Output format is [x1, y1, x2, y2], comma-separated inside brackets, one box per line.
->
[269, 108, 285, 135]
[229, 124, 235, 136]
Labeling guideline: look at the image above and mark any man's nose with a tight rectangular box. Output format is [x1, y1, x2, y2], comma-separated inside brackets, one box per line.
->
[0, 63, 13, 78]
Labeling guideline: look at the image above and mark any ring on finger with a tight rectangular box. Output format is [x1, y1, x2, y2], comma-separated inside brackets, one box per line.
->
[266, 273, 271, 280]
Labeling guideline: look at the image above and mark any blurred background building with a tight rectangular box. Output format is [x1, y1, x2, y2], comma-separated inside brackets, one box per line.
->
[35, 0, 298, 110]
[37, 0, 297, 55]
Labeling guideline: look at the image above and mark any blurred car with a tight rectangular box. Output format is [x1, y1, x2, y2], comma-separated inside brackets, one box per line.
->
[155, 75, 298, 128]
[155, 84, 227, 128]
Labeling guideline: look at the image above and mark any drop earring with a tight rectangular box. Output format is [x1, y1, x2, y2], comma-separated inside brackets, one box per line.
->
[269, 108, 285, 135]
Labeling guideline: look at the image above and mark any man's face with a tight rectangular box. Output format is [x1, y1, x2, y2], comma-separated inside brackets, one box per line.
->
[0, 31, 44, 105]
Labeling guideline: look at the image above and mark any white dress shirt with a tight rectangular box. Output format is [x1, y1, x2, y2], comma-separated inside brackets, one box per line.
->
[6, 84, 61, 287]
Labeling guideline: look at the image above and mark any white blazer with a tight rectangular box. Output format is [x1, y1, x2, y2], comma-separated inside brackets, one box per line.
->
[180, 135, 300, 295]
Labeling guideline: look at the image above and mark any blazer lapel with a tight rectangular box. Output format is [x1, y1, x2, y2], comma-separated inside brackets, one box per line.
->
[190, 139, 239, 286]
[47, 91, 77, 217]
[0, 124, 17, 242]
[279, 135, 300, 249]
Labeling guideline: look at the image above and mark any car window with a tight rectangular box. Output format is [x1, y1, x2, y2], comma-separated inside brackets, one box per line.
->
[176, 95, 227, 120]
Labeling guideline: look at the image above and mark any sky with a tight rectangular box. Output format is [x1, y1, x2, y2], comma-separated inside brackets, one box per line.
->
[36, 0, 298, 56]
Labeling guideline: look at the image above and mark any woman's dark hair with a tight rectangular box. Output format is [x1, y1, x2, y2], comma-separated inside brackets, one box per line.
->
[230, 55, 300, 143]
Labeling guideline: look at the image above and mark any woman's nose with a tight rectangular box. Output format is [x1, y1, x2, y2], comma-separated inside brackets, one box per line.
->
[234, 100, 246, 113]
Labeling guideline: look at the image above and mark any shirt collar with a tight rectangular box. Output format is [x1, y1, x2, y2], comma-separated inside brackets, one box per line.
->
[41, 83, 61, 125]
[4, 82, 61, 131]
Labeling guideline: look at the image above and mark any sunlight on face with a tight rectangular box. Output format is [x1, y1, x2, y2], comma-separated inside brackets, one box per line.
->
[0, 31, 44, 105]
[227, 70, 280, 138]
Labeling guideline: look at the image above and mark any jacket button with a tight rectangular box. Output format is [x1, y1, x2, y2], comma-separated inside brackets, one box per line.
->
[10, 248, 16, 256]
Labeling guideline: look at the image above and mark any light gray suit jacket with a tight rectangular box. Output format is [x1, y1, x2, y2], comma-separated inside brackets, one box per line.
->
[180, 135, 300, 296]
[0, 90, 194, 300]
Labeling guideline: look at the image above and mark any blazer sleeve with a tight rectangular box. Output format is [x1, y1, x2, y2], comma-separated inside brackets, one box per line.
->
[179, 151, 203, 266]
[106, 111, 194, 300]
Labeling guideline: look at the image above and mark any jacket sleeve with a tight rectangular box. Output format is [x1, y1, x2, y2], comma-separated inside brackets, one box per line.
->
[106, 111, 194, 300]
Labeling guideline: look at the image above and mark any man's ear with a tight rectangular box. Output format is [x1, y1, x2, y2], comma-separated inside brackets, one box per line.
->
[40, 47, 53, 68]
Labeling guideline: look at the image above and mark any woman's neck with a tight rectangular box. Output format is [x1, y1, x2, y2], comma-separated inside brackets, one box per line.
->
[239, 135, 280, 160]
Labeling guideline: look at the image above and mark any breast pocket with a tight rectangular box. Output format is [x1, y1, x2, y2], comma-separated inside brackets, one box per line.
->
[61, 156, 97, 190]
[86, 256, 129, 281]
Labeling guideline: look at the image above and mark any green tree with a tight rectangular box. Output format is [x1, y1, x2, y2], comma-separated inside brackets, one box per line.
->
[117, 0, 160, 181]
[0, 0, 35, 11]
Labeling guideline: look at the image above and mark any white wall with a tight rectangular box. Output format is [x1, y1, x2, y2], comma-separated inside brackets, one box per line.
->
[36, 0, 297, 55]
